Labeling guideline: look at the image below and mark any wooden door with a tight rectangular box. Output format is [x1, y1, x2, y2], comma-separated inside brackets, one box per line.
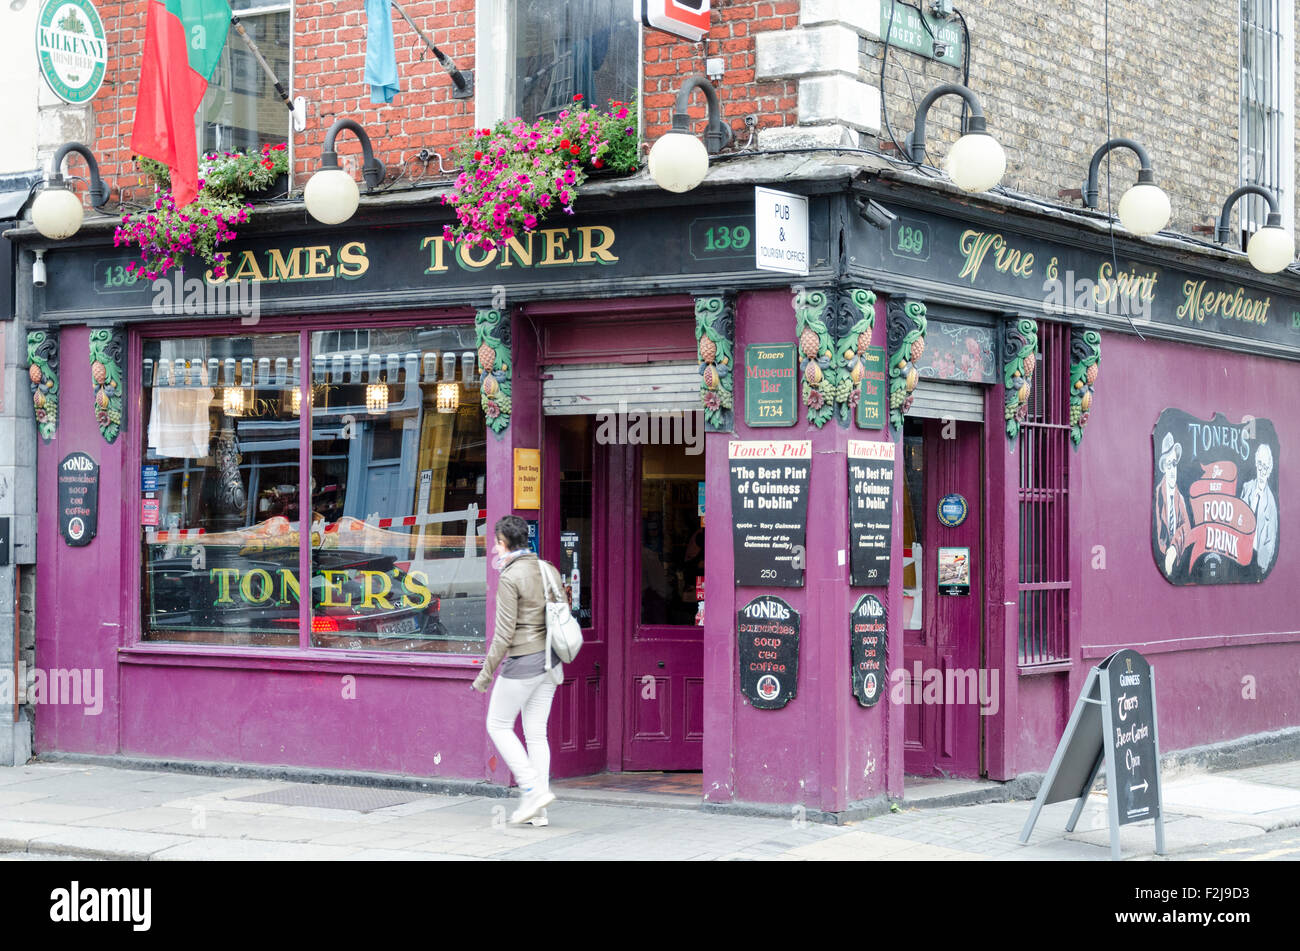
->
[902, 417, 985, 778]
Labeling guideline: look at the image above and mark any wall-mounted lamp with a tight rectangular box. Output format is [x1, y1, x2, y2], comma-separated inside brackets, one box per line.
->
[1215, 185, 1294, 274]
[904, 83, 1006, 193]
[31, 142, 110, 240]
[1081, 138, 1170, 236]
[304, 118, 386, 225]
[648, 74, 733, 193]
[436, 382, 459, 413]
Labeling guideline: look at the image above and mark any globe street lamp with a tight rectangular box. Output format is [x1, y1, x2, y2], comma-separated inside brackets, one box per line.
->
[304, 118, 386, 225]
[1082, 138, 1171, 236]
[31, 142, 110, 240]
[648, 74, 732, 194]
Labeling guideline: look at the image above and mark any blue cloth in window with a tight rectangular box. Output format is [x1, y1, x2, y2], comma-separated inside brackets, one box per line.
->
[364, 0, 400, 104]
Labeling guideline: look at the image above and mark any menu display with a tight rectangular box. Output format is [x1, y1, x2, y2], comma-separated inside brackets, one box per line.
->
[729, 440, 811, 587]
[850, 594, 887, 707]
[847, 439, 895, 585]
[1105, 649, 1161, 826]
[737, 595, 800, 710]
[58, 452, 99, 547]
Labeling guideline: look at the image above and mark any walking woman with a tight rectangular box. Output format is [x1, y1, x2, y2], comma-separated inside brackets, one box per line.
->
[472, 515, 561, 824]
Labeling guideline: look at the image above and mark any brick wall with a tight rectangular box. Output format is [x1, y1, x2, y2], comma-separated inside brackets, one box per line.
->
[71, 1, 1299, 239]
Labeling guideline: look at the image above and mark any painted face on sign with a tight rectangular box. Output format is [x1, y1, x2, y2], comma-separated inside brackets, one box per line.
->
[1163, 458, 1178, 489]
[1254, 444, 1273, 488]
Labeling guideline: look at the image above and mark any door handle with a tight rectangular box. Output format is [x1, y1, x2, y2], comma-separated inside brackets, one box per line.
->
[657, 661, 665, 668]
[593, 661, 600, 673]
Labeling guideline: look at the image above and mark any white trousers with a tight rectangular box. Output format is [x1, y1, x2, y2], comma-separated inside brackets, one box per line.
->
[486, 671, 559, 792]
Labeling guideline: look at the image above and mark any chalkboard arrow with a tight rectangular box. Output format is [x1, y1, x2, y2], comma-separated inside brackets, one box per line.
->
[1130, 779, 1149, 794]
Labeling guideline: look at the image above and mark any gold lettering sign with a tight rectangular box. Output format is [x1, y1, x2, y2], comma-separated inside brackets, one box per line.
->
[958, 229, 1035, 284]
[1177, 280, 1271, 325]
[420, 227, 619, 274]
[206, 241, 370, 285]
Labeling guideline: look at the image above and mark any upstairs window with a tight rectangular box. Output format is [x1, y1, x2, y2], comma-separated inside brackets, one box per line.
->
[1240, 0, 1294, 237]
[199, 0, 292, 156]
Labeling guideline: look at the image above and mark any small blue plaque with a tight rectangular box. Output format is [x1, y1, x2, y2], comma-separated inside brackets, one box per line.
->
[937, 493, 968, 528]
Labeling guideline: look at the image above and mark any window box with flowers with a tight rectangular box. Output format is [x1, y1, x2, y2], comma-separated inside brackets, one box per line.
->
[114, 143, 291, 282]
[442, 96, 640, 251]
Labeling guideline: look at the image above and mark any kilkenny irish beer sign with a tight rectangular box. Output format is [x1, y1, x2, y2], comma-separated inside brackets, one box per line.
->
[1151, 409, 1279, 585]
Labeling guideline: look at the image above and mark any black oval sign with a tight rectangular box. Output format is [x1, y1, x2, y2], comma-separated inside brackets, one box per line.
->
[58, 451, 99, 547]
[737, 595, 799, 709]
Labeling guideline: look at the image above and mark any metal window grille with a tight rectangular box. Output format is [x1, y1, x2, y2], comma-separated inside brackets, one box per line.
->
[1240, 0, 1285, 236]
[1017, 321, 1071, 665]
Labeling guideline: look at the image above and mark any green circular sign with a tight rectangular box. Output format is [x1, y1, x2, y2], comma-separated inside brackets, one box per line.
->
[37, 0, 108, 104]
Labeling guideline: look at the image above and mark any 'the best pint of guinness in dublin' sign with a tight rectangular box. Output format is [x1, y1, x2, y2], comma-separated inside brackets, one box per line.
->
[37, 0, 108, 104]
[737, 595, 800, 709]
[58, 451, 98, 546]
[847, 439, 896, 585]
[729, 440, 811, 586]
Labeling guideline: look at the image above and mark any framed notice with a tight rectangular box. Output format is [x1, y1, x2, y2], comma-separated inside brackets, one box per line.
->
[737, 595, 799, 709]
[744, 343, 798, 427]
[847, 439, 895, 585]
[513, 448, 541, 509]
[58, 452, 99, 545]
[855, 346, 888, 430]
[729, 440, 811, 586]
[937, 546, 970, 596]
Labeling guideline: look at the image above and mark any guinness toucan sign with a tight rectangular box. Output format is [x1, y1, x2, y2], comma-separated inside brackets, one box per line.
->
[642, 0, 711, 41]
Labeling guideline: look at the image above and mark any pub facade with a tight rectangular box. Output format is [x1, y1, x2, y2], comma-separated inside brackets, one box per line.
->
[10, 156, 1297, 816]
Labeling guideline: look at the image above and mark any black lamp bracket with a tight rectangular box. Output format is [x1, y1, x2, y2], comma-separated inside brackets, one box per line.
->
[47, 142, 110, 209]
[669, 74, 733, 154]
[321, 118, 386, 191]
[1082, 137, 1156, 209]
[904, 83, 988, 166]
[1215, 185, 1282, 244]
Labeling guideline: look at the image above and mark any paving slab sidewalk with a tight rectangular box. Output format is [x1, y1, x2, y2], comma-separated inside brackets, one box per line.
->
[2, 759, 1299, 861]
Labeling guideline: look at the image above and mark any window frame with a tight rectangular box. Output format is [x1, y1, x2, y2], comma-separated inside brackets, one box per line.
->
[474, 0, 644, 132]
[196, 2, 295, 177]
[128, 311, 486, 667]
[1239, 0, 1296, 238]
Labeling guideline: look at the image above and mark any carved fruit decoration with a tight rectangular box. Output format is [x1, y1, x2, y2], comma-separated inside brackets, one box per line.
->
[483, 375, 499, 397]
[857, 331, 871, 353]
[96, 391, 109, 409]
[799, 327, 819, 359]
[29, 364, 41, 384]
[702, 365, 719, 390]
[477, 343, 495, 373]
[1017, 383, 1031, 404]
[851, 363, 865, 383]
[910, 338, 926, 363]
[92, 361, 107, 385]
[906, 368, 919, 390]
[698, 335, 717, 363]
[1081, 391, 1093, 412]
[804, 362, 823, 385]
[1086, 363, 1100, 385]
[1023, 352, 1036, 378]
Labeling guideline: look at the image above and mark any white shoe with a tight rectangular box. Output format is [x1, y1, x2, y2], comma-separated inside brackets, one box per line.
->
[509, 787, 556, 824]
[528, 809, 549, 827]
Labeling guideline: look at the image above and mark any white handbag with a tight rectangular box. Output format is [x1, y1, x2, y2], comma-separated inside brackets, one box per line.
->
[538, 559, 584, 667]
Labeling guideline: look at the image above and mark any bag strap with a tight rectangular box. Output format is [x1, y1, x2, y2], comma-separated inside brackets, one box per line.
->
[537, 559, 558, 602]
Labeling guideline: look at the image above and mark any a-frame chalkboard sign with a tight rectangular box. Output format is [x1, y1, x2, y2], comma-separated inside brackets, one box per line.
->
[1019, 649, 1166, 860]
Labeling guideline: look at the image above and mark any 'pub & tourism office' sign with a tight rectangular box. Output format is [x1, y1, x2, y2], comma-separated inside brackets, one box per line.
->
[729, 440, 811, 586]
[1151, 409, 1279, 585]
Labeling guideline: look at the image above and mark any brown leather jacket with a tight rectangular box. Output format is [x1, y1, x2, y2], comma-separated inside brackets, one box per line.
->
[474, 551, 548, 689]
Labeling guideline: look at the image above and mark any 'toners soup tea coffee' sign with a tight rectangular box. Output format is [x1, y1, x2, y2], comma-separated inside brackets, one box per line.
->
[1151, 409, 1279, 585]
[58, 451, 98, 546]
[850, 594, 887, 707]
[737, 595, 800, 709]
[729, 440, 811, 586]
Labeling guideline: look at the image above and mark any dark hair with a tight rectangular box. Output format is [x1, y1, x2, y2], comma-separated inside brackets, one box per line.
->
[494, 515, 530, 551]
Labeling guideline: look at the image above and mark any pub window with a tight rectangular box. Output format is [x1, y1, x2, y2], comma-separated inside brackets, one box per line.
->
[140, 326, 487, 654]
[1017, 321, 1071, 665]
[199, 0, 292, 157]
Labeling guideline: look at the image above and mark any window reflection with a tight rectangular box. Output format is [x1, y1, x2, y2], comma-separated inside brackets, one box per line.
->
[309, 327, 487, 653]
[142, 334, 302, 646]
[639, 438, 705, 627]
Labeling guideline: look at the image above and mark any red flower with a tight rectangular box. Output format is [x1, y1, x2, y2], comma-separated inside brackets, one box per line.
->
[573, 94, 583, 101]
[474, 150, 483, 160]
[570, 147, 580, 155]
[560, 139, 570, 149]
[593, 158, 603, 169]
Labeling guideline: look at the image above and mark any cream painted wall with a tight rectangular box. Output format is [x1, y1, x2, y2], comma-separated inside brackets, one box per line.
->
[0, 1, 41, 174]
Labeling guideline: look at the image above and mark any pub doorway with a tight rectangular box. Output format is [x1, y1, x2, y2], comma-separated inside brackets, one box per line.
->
[542, 412, 705, 779]
[900, 415, 986, 778]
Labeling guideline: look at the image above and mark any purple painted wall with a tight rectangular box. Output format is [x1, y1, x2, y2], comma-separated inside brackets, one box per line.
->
[703, 290, 897, 813]
[1013, 331, 1300, 772]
